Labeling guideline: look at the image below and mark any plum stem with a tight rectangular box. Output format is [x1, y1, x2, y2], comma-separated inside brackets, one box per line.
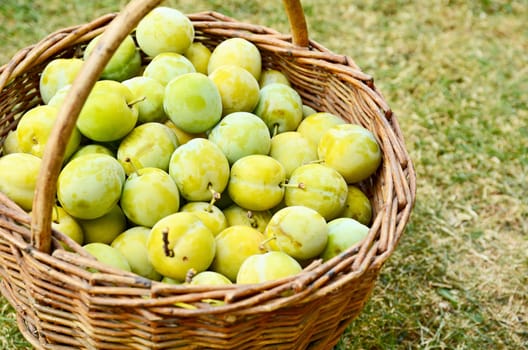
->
[162, 228, 174, 257]
[207, 184, 221, 212]
[272, 123, 280, 137]
[127, 96, 146, 107]
[280, 181, 306, 190]
[258, 236, 276, 252]
[124, 157, 141, 175]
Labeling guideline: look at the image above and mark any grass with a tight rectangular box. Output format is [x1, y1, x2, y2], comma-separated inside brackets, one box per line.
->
[1, 0, 527, 348]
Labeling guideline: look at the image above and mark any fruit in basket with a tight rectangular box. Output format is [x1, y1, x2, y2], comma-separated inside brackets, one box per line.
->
[57, 153, 125, 220]
[50, 205, 84, 246]
[228, 155, 286, 211]
[269, 131, 318, 178]
[320, 217, 370, 261]
[116, 122, 179, 175]
[264, 206, 328, 260]
[83, 242, 131, 272]
[169, 138, 230, 202]
[120, 168, 180, 227]
[318, 124, 382, 183]
[340, 185, 373, 225]
[73, 80, 138, 142]
[184, 42, 211, 75]
[297, 112, 346, 151]
[302, 104, 317, 118]
[189, 271, 232, 286]
[143, 52, 196, 87]
[83, 34, 141, 82]
[69, 144, 115, 161]
[2, 130, 20, 154]
[136, 6, 194, 57]
[164, 72, 222, 134]
[78, 204, 127, 244]
[0, 153, 41, 211]
[259, 69, 291, 87]
[180, 202, 227, 236]
[39, 58, 84, 104]
[164, 120, 206, 145]
[284, 163, 348, 220]
[236, 251, 302, 284]
[16, 105, 81, 159]
[111, 226, 162, 280]
[211, 225, 266, 281]
[223, 204, 272, 233]
[207, 38, 262, 80]
[147, 212, 216, 280]
[253, 83, 303, 135]
[122, 76, 167, 123]
[208, 112, 271, 164]
[209, 65, 260, 115]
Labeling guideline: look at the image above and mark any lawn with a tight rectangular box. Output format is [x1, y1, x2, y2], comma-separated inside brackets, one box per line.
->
[0, 0, 527, 349]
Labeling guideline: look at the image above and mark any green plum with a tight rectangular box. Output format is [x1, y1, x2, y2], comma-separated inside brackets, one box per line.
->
[264, 205, 328, 261]
[136, 6, 194, 57]
[164, 120, 206, 145]
[269, 131, 318, 178]
[209, 65, 260, 115]
[320, 217, 370, 261]
[143, 52, 195, 86]
[318, 124, 382, 183]
[83, 242, 131, 272]
[147, 212, 216, 281]
[340, 185, 373, 226]
[302, 104, 317, 118]
[83, 34, 141, 82]
[2, 130, 20, 154]
[77, 204, 127, 244]
[284, 163, 348, 220]
[39, 58, 83, 104]
[75, 80, 139, 142]
[16, 104, 81, 159]
[207, 38, 262, 80]
[180, 202, 227, 236]
[222, 204, 271, 233]
[69, 144, 115, 161]
[211, 225, 266, 281]
[57, 153, 125, 220]
[296, 112, 346, 151]
[111, 226, 162, 280]
[169, 138, 230, 201]
[120, 167, 180, 227]
[259, 69, 290, 87]
[228, 155, 286, 211]
[50, 205, 84, 247]
[189, 271, 232, 286]
[236, 251, 302, 284]
[0, 153, 41, 211]
[164, 72, 222, 134]
[184, 42, 211, 75]
[253, 83, 303, 135]
[208, 112, 271, 164]
[122, 76, 167, 123]
[117, 122, 179, 175]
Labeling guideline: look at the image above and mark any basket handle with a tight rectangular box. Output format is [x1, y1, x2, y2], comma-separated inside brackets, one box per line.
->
[31, 0, 310, 253]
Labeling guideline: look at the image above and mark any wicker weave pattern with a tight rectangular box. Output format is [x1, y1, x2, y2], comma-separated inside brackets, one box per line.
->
[0, 5, 416, 350]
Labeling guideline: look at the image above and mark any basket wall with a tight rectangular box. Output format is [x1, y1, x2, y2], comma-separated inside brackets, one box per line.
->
[0, 11, 415, 350]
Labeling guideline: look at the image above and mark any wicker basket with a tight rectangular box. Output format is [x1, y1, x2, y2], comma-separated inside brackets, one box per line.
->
[0, 0, 416, 348]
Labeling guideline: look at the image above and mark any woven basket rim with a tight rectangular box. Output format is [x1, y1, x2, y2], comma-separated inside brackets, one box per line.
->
[0, 2, 416, 323]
